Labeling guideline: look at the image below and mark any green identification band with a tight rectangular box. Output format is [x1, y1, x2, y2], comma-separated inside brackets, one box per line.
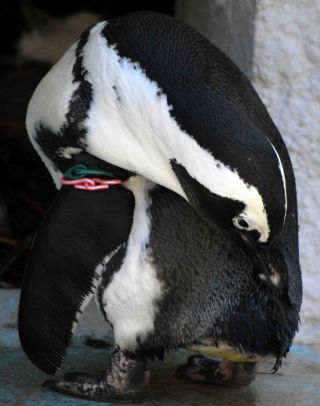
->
[64, 164, 116, 180]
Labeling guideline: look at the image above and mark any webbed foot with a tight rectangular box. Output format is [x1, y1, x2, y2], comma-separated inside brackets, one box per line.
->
[176, 355, 256, 386]
[43, 348, 150, 403]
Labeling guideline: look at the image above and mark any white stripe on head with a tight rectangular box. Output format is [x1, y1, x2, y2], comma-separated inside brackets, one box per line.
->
[269, 141, 287, 223]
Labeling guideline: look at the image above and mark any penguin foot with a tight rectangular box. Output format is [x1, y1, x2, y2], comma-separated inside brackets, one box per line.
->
[176, 355, 256, 386]
[43, 348, 150, 403]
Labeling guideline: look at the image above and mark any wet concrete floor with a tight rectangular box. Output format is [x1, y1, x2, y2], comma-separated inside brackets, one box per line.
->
[0, 341, 319, 405]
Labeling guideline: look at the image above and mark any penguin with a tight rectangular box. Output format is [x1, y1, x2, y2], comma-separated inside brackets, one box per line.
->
[18, 11, 302, 403]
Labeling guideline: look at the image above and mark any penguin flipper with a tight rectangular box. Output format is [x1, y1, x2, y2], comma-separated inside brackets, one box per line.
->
[18, 184, 134, 375]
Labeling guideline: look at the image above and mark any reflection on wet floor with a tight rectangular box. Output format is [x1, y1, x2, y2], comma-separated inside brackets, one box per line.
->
[0, 342, 319, 405]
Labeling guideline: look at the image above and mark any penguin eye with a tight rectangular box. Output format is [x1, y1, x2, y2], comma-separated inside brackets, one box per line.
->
[233, 216, 249, 230]
[238, 219, 249, 228]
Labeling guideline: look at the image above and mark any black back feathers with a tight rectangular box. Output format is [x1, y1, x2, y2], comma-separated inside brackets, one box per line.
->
[102, 11, 301, 307]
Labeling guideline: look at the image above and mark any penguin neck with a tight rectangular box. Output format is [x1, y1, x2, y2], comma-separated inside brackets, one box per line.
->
[128, 145, 186, 199]
[86, 126, 187, 199]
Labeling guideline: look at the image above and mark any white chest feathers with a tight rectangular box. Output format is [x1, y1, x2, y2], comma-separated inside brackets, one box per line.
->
[101, 177, 163, 351]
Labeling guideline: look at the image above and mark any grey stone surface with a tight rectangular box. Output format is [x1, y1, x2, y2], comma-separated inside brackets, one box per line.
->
[251, 0, 320, 344]
[175, 0, 256, 77]
[0, 289, 20, 347]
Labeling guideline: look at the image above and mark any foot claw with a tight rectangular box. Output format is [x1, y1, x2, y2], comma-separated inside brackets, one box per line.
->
[187, 355, 220, 369]
[175, 364, 211, 383]
[176, 357, 257, 386]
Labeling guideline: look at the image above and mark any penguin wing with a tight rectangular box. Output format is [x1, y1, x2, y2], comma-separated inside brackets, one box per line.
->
[18, 183, 134, 375]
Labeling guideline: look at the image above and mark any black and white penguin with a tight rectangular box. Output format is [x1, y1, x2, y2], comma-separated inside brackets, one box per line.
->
[18, 12, 302, 403]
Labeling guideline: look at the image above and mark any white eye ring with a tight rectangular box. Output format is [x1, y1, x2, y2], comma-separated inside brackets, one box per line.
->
[233, 216, 250, 230]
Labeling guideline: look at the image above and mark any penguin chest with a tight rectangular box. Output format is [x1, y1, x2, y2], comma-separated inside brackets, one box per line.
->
[101, 177, 163, 351]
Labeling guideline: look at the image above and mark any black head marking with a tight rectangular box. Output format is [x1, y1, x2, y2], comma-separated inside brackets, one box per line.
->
[35, 28, 93, 172]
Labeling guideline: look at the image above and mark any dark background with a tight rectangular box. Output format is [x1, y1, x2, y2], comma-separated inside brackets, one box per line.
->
[0, 0, 176, 288]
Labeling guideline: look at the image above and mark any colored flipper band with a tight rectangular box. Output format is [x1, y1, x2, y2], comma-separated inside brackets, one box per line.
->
[61, 164, 123, 191]
[63, 163, 116, 180]
[60, 178, 122, 191]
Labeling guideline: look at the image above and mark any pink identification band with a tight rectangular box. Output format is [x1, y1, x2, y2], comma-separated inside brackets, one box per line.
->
[60, 177, 122, 191]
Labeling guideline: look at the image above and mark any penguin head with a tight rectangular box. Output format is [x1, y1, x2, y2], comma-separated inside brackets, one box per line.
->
[169, 108, 287, 246]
